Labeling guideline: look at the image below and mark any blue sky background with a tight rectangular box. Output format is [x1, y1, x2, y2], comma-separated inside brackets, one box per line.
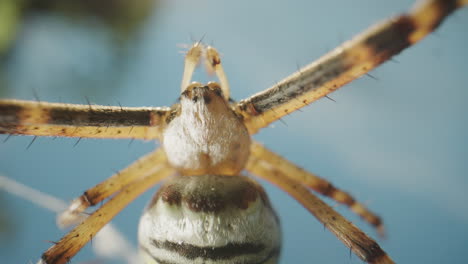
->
[1, 0, 467, 263]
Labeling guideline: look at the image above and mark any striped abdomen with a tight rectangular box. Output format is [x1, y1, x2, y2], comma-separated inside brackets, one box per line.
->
[138, 174, 281, 264]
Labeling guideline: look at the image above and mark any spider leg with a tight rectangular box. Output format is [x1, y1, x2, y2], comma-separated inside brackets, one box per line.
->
[58, 148, 167, 227]
[39, 163, 174, 264]
[246, 148, 394, 264]
[0, 99, 170, 139]
[180, 42, 203, 92]
[249, 142, 384, 236]
[235, 0, 468, 134]
[0, 175, 139, 263]
[205, 45, 230, 99]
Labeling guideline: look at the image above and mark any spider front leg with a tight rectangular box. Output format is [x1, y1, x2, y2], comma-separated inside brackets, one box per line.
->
[39, 162, 174, 264]
[235, 0, 468, 134]
[246, 145, 394, 264]
[58, 148, 167, 227]
[0, 99, 170, 140]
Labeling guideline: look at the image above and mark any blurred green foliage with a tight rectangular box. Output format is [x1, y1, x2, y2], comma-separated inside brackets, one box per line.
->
[0, 0, 159, 97]
[0, 0, 21, 55]
[0, 0, 157, 56]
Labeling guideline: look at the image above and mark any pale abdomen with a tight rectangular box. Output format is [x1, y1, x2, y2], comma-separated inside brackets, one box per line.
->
[138, 174, 281, 264]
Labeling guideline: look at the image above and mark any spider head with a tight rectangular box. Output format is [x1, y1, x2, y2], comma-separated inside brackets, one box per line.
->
[180, 81, 226, 106]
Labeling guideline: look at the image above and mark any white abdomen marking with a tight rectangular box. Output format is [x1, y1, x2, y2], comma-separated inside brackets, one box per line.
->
[138, 174, 281, 264]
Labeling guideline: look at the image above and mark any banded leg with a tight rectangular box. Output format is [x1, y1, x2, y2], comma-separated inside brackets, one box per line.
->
[0, 175, 139, 263]
[40, 164, 174, 264]
[0, 99, 170, 139]
[247, 151, 394, 264]
[59, 148, 167, 227]
[250, 142, 384, 236]
[235, 0, 468, 134]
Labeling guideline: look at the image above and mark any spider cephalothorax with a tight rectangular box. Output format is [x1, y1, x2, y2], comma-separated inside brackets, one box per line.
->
[163, 82, 251, 176]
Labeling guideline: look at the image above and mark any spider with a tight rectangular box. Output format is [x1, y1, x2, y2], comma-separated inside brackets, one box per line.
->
[0, 0, 466, 263]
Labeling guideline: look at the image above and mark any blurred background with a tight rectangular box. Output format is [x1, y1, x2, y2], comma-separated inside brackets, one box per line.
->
[0, 0, 467, 263]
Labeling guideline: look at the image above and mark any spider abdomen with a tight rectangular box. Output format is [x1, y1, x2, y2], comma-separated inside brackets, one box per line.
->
[138, 174, 281, 264]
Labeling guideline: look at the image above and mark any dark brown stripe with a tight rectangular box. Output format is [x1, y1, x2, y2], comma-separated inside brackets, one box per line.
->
[429, 0, 458, 30]
[364, 0, 459, 59]
[151, 239, 271, 260]
[357, 240, 387, 263]
[141, 244, 280, 264]
[363, 15, 415, 60]
[48, 107, 152, 127]
[185, 190, 225, 213]
[0, 103, 21, 124]
[181, 174, 265, 214]
[242, 52, 350, 115]
[42, 251, 69, 264]
[149, 175, 270, 214]
[151, 184, 182, 207]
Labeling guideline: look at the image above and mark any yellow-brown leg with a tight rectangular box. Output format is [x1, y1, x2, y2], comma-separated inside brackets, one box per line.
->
[236, 0, 468, 134]
[250, 141, 384, 235]
[40, 164, 174, 264]
[59, 148, 167, 227]
[0, 99, 169, 139]
[204, 45, 231, 100]
[247, 148, 393, 264]
[180, 42, 203, 92]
